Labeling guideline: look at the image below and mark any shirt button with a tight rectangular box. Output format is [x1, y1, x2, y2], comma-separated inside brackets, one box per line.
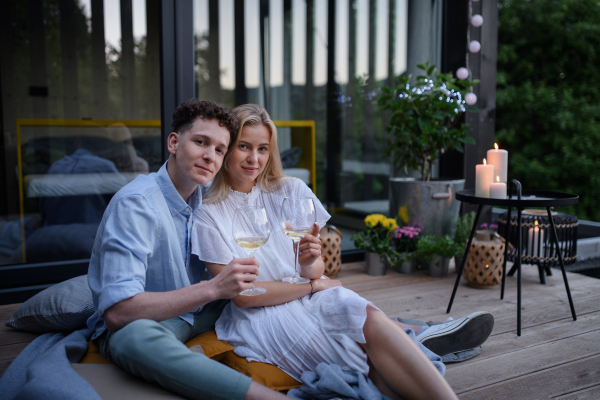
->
[174, 209, 177, 213]
[185, 208, 189, 212]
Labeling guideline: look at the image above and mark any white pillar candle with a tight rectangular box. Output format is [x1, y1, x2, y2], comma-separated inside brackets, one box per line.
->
[527, 220, 544, 257]
[489, 176, 507, 199]
[475, 158, 494, 198]
[487, 143, 508, 183]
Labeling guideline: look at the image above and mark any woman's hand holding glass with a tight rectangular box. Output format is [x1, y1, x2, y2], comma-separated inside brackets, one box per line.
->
[280, 197, 317, 284]
[232, 206, 270, 296]
[297, 223, 322, 268]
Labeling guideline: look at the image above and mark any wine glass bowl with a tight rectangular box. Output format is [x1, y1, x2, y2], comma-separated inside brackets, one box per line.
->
[280, 197, 316, 284]
[232, 206, 270, 296]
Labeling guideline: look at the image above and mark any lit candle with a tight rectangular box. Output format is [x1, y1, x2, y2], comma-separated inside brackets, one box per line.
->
[527, 220, 544, 257]
[489, 176, 507, 199]
[487, 143, 508, 183]
[475, 158, 494, 198]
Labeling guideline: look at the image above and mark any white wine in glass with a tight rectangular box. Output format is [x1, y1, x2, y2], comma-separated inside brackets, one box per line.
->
[235, 236, 269, 251]
[280, 197, 316, 284]
[232, 206, 270, 296]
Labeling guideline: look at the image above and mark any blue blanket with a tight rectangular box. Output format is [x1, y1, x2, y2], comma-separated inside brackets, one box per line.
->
[288, 329, 445, 400]
[0, 328, 101, 400]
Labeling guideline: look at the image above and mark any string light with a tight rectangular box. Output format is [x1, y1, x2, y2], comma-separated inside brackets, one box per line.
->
[469, 40, 481, 53]
[471, 14, 483, 27]
[457, 68, 469, 80]
[465, 93, 477, 105]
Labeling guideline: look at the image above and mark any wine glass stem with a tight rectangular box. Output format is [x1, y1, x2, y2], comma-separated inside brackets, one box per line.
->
[294, 240, 300, 277]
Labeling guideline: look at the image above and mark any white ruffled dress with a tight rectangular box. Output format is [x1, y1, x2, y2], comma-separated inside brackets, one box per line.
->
[191, 178, 376, 381]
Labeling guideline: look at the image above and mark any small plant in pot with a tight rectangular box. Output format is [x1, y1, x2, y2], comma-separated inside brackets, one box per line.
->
[379, 62, 479, 238]
[391, 223, 422, 274]
[352, 214, 399, 276]
[477, 223, 499, 241]
[415, 235, 461, 277]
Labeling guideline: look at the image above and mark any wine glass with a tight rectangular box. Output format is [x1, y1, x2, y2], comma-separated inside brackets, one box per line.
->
[232, 206, 270, 296]
[280, 197, 316, 284]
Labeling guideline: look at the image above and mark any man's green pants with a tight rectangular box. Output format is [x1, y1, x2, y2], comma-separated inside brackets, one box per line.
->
[95, 300, 252, 400]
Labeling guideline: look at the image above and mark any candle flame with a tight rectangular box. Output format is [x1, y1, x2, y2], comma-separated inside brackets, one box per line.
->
[497, 176, 500, 182]
[495, 143, 499, 150]
[483, 158, 487, 165]
[535, 220, 538, 226]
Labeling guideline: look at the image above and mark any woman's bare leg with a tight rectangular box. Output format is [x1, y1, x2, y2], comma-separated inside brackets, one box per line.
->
[367, 359, 402, 400]
[362, 305, 458, 400]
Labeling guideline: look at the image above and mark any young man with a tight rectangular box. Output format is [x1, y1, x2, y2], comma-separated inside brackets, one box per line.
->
[87, 100, 287, 400]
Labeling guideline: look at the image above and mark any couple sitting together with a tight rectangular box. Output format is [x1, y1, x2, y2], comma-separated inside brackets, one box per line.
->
[87, 100, 493, 400]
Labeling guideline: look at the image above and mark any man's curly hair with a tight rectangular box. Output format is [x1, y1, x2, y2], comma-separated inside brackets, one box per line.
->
[171, 99, 239, 139]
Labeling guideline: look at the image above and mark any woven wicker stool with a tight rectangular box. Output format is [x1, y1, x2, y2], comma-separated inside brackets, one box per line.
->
[498, 210, 578, 284]
[463, 238, 505, 288]
[320, 225, 342, 278]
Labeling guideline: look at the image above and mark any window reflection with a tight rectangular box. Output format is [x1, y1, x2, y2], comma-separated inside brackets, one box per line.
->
[0, 0, 161, 265]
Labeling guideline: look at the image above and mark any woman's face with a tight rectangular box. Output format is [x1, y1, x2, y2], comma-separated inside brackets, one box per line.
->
[226, 123, 271, 193]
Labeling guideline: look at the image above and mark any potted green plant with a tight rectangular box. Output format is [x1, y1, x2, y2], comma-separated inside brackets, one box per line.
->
[351, 214, 399, 276]
[378, 62, 478, 238]
[391, 223, 421, 274]
[415, 235, 461, 277]
[453, 211, 476, 270]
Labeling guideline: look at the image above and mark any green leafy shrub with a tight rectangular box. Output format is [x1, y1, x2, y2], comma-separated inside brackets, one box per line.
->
[415, 235, 461, 263]
[453, 212, 476, 256]
[378, 62, 477, 181]
[497, 0, 600, 221]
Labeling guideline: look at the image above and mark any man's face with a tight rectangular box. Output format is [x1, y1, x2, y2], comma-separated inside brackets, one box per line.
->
[167, 117, 230, 187]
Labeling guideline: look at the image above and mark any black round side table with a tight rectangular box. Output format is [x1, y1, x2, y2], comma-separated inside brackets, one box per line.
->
[448, 180, 579, 336]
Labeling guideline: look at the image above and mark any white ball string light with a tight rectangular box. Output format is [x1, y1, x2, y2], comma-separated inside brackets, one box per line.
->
[456, 67, 470, 80]
[465, 92, 477, 105]
[460, 1, 479, 104]
[469, 40, 481, 53]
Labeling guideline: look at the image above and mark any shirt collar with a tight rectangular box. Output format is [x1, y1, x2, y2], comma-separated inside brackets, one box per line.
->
[156, 161, 203, 217]
[228, 185, 261, 206]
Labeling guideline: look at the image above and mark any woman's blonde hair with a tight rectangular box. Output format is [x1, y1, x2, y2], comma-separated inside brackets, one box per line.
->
[203, 104, 286, 203]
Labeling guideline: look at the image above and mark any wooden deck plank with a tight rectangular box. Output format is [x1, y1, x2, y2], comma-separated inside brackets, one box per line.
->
[554, 384, 600, 399]
[0, 342, 30, 362]
[457, 356, 600, 400]
[0, 324, 42, 347]
[458, 310, 600, 363]
[446, 330, 600, 393]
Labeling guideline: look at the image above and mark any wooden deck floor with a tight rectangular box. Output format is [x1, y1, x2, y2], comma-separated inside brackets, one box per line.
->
[339, 262, 600, 399]
[1, 262, 599, 399]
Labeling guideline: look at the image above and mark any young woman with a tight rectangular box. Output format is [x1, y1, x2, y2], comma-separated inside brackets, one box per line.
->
[191, 104, 458, 400]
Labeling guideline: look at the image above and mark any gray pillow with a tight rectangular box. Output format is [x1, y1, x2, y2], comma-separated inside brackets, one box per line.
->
[5, 275, 94, 333]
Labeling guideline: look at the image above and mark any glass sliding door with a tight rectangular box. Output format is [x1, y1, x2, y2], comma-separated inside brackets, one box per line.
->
[190, 0, 422, 251]
[0, 0, 162, 266]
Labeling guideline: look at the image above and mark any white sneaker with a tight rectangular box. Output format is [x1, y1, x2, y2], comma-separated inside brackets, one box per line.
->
[416, 311, 494, 356]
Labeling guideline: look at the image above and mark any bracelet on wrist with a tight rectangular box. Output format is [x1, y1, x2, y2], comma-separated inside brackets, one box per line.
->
[309, 281, 314, 294]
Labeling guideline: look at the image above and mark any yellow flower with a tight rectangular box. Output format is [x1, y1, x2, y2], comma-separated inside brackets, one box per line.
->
[364, 214, 386, 228]
[382, 218, 398, 231]
[398, 206, 410, 225]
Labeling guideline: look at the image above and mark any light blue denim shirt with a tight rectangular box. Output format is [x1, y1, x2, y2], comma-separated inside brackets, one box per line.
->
[87, 162, 204, 339]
